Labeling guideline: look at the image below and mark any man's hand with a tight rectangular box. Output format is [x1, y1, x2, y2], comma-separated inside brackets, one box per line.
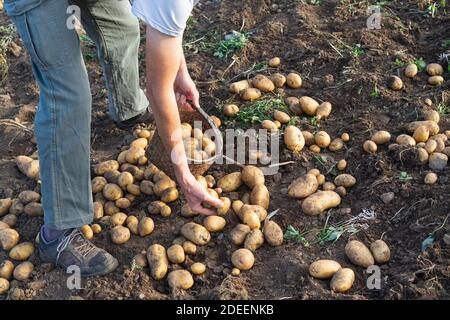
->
[174, 67, 199, 111]
[178, 173, 224, 215]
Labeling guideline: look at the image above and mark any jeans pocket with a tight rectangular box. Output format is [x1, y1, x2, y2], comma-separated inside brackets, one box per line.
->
[16, 13, 48, 69]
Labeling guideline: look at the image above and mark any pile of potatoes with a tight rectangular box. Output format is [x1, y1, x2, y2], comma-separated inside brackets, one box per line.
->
[288, 167, 356, 215]
[309, 239, 390, 293]
[180, 122, 217, 162]
[390, 62, 445, 90]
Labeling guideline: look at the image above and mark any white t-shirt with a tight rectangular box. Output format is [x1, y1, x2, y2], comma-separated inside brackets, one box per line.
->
[132, 0, 198, 37]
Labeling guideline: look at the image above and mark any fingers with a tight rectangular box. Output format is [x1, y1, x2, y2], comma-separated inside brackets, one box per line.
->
[190, 203, 216, 216]
[203, 194, 224, 209]
[214, 187, 222, 195]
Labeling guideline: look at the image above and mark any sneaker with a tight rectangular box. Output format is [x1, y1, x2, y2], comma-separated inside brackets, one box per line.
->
[39, 228, 119, 277]
[115, 106, 153, 129]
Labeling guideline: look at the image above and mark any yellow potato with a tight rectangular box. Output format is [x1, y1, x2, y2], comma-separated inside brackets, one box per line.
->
[125, 146, 146, 165]
[231, 268, 241, 276]
[371, 131, 391, 145]
[240, 166, 265, 190]
[309, 259, 341, 279]
[309, 145, 321, 153]
[244, 229, 264, 251]
[92, 176, 107, 193]
[0, 278, 10, 295]
[191, 262, 206, 275]
[110, 226, 130, 244]
[138, 217, 154, 237]
[230, 224, 251, 246]
[336, 159, 347, 171]
[263, 220, 283, 246]
[417, 148, 429, 164]
[9, 242, 34, 261]
[102, 183, 123, 201]
[134, 128, 152, 139]
[404, 63, 418, 78]
[231, 248, 255, 271]
[147, 244, 169, 280]
[388, 75, 403, 90]
[91, 224, 102, 234]
[139, 180, 154, 196]
[334, 174, 356, 188]
[274, 110, 290, 124]
[167, 270, 194, 290]
[241, 88, 261, 101]
[250, 184, 270, 209]
[335, 186, 347, 197]
[223, 104, 239, 117]
[315, 131, 331, 148]
[370, 240, 391, 264]
[252, 74, 275, 92]
[94, 160, 119, 176]
[80, 225, 93, 240]
[18, 190, 40, 204]
[217, 172, 242, 192]
[229, 79, 249, 94]
[104, 201, 120, 216]
[240, 204, 267, 223]
[328, 138, 344, 152]
[286, 73, 302, 88]
[428, 75, 444, 86]
[203, 215, 226, 232]
[217, 197, 231, 216]
[167, 244, 185, 264]
[262, 119, 278, 132]
[413, 125, 429, 143]
[288, 173, 318, 199]
[232, 200, 244, 215]
[330, 268, 355, 293]
[8, 200, 24, 215]
[341, 132, 350, 142]
[0, 260, 14, 280]
[299, 96, 319, 116]
[316, 102, 332, 120]
[111, 212, 127, 226]
[161, 187, 179, 203]
[405, 120, 439, 136]
[363, 140, 377, 153]
[182, 241, 197, 255]
[130, 137, 148, 149]
[302, 191, 341, 215]
[180, 203, 198, 218]
[345, 240, 375, 267]
[16, 155, 40, 180]
[426, 63, 443, 76]
[13, 261, 34, 281]
[286, 97, 302, 115]
[302, 131, 315, 146]
[323, 182, 336, 191]
[271, 73, 286, 87]
[153, 178, 176, 196]
[424, 172, 438, 185]
[284, 126, 305, 152]
[423, 109, 440, 123]
[115, 198, 131, 209]
[268, 57, 281, 67]
[396, 134, 416, 146]
[0, 198, 12, 217]
[126, 216, 139, 235]
[23, 202, 43, 217]
[181, 222, 211, 246]
[117, 172, 134, 190]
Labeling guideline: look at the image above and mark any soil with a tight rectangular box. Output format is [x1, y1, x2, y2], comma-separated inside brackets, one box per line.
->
[0, 0, 449, 300]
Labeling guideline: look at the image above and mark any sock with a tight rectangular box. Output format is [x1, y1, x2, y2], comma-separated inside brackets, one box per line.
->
[42, 225, 66, 243]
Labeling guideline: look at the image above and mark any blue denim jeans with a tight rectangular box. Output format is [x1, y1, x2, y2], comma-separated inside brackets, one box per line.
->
[5, 0, 148, 229]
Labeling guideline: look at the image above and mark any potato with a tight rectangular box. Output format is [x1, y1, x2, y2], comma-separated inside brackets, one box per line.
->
[9, 200, 24, 215]
[363, 140, 377, 154]
[388, 75, 403, 90]
[433, 137, 446, 153]
[262, 120, 278, 132]
[110, 226, 130, 244]
[230, 224, 251, 246]
[404, 63, 418, 78]
[229, 79, 249, 94]
[181, 222, 211, 246]
[396, 134, 416, 146]
[286, 73, 302, 88]
[345, 240, 375, 267]
[24, 202, 43, 217]
[104, 170, 121, 184]
[201, 215, 225, 233]
[126, 216, 139, 235]
[117, 150, 128, 164]
[316, 102, 332, 120]
[138, 180, 153, 196]
[0, 198, 12, 217]
[250, 184, 270, 209]
[335, 186, 347, 197]
[0, 277, 10, 295]
[180, 203, 198, 218]
[115, 198, 131, 210]
[336, 160, 347, 171]
[191, 262, 206, 275]
[80, 225, 93, 240]
[0, 221, 10, 231]
[232, 248, 255, 270]
[340, 133, 350, 143]
[91, 224, 102, 234]
[428, 75, 444, 86]
[153, 178, 176, 196]
[132, 253, 148, 269]
[444, 147, 450, 157]
[334, 174, 356, 188]
[302, 191, 341, 215]
[211, 115, 222, 128]
[102, 183, 123, 201]
[231, 268, 241, 276]
[167, 269, 194, 290]
[94, 160, 119, 176]
[268, 57, 281, 67]
[309, 259, 342, 279]
[423, 109, 440, 123]
[213, 196, 229, 216]
[0, 260, 14, 279]
[147, 244, 169, 280]
[241, 88, 261, 101]
[130, 137, 148, 149]
[284, 126, 305, 152]
[134, 128, 152, 139]
[2, 214, 17, 228]
[9, 242, 34, 261]
[138, 217, 154, 237]
[429, 153, 448, 171]
[91, 177, 107, 193]
[204, 175, 215, 187]
[417, 148, 429, 164]
[223, 104, 239, 117]
[252, 74, 275, 92]
[328, 138, 344, 152]
[167, 244, 185, 264]
[288, 174, 318, 199]
[322, 182, 336, 191]
[232, 200, 244, 215]
[263, 220, 283, 246]
[285, 97, 301, 115]
[111, 212, 127, 226]
[406, 120, 439, 136]
[370, 240, 390, 264]
[16, 156, 40, 180]
[299, 96, 319, 116]
[160, 187, 179, 203]
[18, 191, 40, 204]
[426, 63, 443, 76]
[104, 201, 120, 216]
[217, 172, 242, 192]
[330, 268, 355, 293]
[182, 241, 197, 255]
[244, 229, 264, 252]
[240, 204, 267, 222]
[413, 125, 429, 143]
[271, 73, 286, 87]
[117, 172, 133, 190]
[315, 131, 331, 148]
[274, 110, 290, 124]
[371, 131, 391, 145]
[125, 146, 145, 165]
[13, 261, 34, 281]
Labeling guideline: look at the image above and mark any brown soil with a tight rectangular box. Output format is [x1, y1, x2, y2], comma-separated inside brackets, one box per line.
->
[0, 0, 449, 300]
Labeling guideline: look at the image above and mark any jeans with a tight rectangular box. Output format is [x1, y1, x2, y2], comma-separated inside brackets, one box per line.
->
[5, 0, 149, 229]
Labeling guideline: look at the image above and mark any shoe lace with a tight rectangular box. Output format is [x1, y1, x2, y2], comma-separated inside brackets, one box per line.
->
[56, 229, 97, 264]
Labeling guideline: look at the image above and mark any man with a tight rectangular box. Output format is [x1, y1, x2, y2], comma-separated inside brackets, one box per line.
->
[4, 0, 222, 277]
